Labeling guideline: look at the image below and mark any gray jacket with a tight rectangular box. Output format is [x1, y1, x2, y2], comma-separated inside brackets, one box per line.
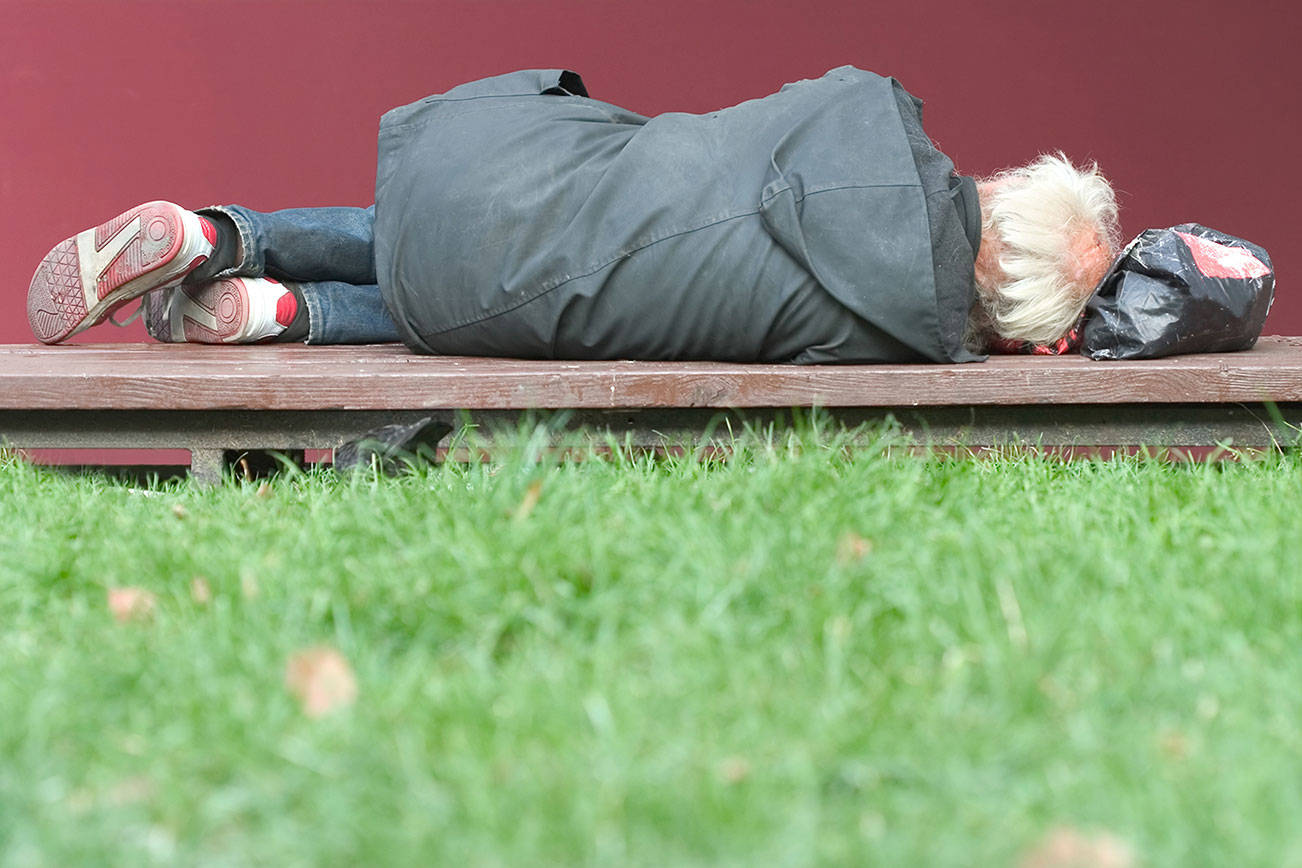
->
[374, 67, 983, 363]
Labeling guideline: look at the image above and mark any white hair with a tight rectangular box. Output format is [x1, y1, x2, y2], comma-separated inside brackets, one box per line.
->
[970, 153, 1120, 347]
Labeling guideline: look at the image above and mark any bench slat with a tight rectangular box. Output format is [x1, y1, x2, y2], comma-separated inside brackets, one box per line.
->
[3, 337, 1301, 411]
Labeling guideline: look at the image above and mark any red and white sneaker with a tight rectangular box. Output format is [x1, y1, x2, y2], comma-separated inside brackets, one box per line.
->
[144, 277, 298, 343]
[27, 201, 217, 344]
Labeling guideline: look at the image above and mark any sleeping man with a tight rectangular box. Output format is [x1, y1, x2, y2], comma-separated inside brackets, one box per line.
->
[28, 67, 1119, 363]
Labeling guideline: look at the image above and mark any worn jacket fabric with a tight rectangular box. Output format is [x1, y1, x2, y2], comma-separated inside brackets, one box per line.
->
[374, 67, 983, 363]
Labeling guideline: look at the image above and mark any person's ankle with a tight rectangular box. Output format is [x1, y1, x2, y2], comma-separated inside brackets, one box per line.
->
[274, 281, 310, 343]
[184, 211, 242, 285]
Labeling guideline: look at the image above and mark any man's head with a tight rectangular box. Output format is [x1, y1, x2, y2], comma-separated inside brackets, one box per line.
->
[968, 153, 1120, 349]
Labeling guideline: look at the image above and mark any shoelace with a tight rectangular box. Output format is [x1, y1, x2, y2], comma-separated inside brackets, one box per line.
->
[108, 287, 177, 329]
[107, 298, 145, 328]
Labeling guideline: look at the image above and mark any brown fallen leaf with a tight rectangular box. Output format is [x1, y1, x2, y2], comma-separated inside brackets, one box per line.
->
[106, 775, 154, 806]
[1020, 826, 1135, 868]
[190, 577, 212, 605]
[285, 646, 358, 718]
[835, 531, 872, 564]
[717, 756, 750, 784]
[107, 587, 157, 623]
[256, 482, 273, 499]
[1158, 728, 1190, 760]
[513, 480, 543, 521]
[66, 788, 95, 814]
[171, 503, 188, 520]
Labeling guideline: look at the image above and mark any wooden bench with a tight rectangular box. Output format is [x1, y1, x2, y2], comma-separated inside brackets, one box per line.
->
[4, 338, 1302, 482]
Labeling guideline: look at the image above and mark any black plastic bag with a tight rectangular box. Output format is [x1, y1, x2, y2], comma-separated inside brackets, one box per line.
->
[1081, 223, 1274, 360]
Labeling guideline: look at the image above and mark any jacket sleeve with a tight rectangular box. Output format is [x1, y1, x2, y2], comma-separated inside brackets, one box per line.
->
[420, 69, 586, 102]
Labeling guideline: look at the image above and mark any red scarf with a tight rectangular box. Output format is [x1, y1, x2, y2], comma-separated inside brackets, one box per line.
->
[986, 313, 1086, 356]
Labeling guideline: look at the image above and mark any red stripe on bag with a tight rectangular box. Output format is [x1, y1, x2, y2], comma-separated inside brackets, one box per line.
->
[1175, 231, 1270, 280]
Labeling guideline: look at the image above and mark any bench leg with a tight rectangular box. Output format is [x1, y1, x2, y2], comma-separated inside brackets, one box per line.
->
[189, 448, 225, 485]
[225, 449, 306, 479]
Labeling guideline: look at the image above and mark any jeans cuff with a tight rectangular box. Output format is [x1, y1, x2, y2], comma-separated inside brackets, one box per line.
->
[195, 205, 262, 279]
[299, 282, 324, 345]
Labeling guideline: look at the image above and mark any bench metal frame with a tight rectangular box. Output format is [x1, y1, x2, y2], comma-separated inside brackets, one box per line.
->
[4, 339, 1302, 482]
[2, 403, 1296, 483]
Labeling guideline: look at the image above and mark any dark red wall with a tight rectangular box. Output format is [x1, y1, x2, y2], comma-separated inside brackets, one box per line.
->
[2, 0, 1297, 337]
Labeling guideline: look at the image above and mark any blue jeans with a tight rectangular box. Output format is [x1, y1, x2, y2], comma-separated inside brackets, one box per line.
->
[200, 204, 401, 344]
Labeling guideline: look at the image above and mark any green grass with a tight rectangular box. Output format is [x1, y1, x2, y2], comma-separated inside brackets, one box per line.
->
[2, 421, 1302, 866]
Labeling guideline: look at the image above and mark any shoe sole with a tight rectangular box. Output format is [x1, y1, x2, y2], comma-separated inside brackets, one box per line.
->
[177, 279, 249, 343]
[158, 278, 286, 344]
[27, 201, 213, 344]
